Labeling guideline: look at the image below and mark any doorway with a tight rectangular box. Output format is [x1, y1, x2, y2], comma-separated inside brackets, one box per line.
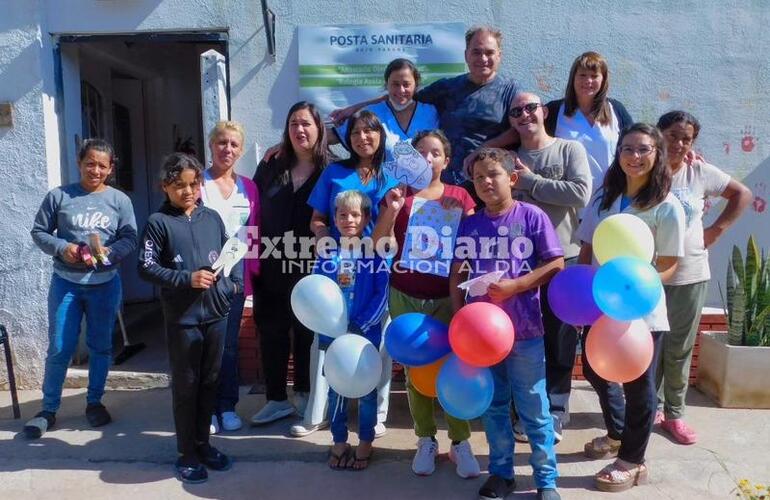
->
[55, 32, 230, 304]
[54, 32, 231, 373]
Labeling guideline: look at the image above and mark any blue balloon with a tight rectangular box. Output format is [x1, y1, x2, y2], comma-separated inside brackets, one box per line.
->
[437, 355, 494, 420]
[593, 257, 663, 321]
[385, 313, 451, 367]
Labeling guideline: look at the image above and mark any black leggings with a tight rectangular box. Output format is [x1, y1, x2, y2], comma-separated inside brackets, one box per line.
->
[582, 328, 664, 464]
[253, 287, 313, 401]
[166, 318, 226, 458]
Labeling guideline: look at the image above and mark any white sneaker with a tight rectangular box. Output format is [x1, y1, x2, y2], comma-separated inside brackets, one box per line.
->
[293, 392, 309, 418]
[210, 415, 220, 435]
[412, 437, 438, 476]
[449, 440, 481, 478]
[289, 420, 329, 437]
[374, 422, 387, 438]
[220, 411, 243, 431]
[250, 400, 296, 425]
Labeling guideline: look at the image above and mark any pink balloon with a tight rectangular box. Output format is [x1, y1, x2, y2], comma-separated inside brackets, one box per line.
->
[585, 316, 653, 383]
[449, 302, 515, 367]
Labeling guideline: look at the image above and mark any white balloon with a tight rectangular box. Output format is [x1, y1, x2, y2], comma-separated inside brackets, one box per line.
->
[324, 334, 382, 399]
[290, 275, 348, 338]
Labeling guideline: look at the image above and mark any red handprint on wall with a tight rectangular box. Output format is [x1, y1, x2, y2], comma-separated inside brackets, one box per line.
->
[741, 126, 758, 152]
[753, 182, 766, 213]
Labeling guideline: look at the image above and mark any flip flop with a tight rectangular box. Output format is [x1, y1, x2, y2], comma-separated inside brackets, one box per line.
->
[328, 443, 352, 471]
[348, 447, 373, 471]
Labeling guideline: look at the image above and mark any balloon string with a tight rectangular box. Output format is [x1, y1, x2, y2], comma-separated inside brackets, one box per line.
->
[332, 392, 345, 422]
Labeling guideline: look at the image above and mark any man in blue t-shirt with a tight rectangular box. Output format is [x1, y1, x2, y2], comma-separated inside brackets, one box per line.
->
[331, 26, 519, 186]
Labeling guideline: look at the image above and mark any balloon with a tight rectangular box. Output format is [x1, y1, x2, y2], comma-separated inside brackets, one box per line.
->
[547, 265, 603, 325]
[290, 275, 347, 338]
[593, 257, 662, 321]
[592, 213, 655, 264]
[408, 356, 449, 398]
[436, 355, 494, 420]
[324, 334, 382, 398]
[385, 313, 451, 366]
[585, 316, 654, 383]
[449, 302, 514, 367]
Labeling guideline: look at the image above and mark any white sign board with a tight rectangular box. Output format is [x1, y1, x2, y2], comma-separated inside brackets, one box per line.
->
[298, 22, 466, 116]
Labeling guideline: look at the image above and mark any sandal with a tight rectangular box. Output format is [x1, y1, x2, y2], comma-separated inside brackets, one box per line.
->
[584, 435, 622, 459]
[595, 460, 648, 492]
[328, 443, 352, 471]
[349, 447, 373, 471]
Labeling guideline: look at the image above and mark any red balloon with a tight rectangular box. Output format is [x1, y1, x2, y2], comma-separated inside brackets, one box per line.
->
[585, 316, 654, 383]
[449, 302, 515, 367]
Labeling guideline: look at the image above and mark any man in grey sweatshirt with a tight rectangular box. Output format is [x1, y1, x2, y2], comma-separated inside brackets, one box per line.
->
[509, 91, 591, 443]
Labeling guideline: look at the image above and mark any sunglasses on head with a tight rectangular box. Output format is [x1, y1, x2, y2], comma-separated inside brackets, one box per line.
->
[509, 102, 543, 118]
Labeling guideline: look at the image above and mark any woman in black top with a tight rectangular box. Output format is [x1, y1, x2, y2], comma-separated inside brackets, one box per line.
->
[250, 101, 331, 430]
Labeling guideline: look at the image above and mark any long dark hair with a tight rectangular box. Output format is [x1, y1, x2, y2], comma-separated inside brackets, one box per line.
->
[342, 110, 387, 183]
[564, 51, 613, 126]
[279, 101, 330, 171]
[599, 123, 671, 211]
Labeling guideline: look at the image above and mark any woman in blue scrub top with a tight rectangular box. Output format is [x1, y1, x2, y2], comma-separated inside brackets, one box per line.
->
[334, 58, 439, 162]
[309, 110, 398, 240]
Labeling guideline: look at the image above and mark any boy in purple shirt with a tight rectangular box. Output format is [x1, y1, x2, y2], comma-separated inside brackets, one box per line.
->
[450, 148, 564, 500]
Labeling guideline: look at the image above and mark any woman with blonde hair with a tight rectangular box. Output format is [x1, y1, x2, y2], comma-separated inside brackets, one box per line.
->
[201, 120, 260, 434]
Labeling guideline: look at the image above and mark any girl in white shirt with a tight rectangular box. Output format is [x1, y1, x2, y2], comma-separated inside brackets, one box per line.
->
[577, 123, 685, 493]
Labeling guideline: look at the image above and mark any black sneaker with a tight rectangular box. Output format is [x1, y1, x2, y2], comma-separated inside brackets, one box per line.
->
[85, 403, 112, 427]
[478, 475, 516, 500]
[197, 444, 232, 471]
[553, 417, 563, 444]
[536, 488, 561, 500]
[23, 411, 56, 439]
[175, 457, 208, 484]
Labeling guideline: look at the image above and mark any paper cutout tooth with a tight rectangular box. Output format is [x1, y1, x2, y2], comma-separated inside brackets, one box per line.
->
[457, 270, 506, 297]
[383, 140, 432, 190]
[212, 237, 248, 278]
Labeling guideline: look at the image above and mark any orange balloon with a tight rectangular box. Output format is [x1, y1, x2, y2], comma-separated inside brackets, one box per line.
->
[409, 356, 448, 398]
[449, 302, 515, 367]
[585, 316, 654, 383]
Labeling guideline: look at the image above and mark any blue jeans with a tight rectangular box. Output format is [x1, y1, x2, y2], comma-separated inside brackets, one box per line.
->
[482, 337, 558, 489]
[42, 274, 122, 413]
[216, 292, 244, 414]
[328, 388, 377, 443]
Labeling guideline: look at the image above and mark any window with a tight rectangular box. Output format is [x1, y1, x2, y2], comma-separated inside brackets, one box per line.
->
[80, 81, 103, 138]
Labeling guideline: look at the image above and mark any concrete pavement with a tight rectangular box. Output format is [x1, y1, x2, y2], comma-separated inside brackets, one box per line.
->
[1, 381, 768, 499]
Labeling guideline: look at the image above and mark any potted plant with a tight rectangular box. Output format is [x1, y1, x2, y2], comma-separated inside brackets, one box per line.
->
[697, 235, 770, 408]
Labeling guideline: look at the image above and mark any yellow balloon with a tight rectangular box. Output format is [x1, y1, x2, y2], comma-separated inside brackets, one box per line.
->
[592, 214, 654, 264]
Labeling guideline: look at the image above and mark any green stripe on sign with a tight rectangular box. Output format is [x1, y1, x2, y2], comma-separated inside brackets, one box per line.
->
[300, 74, 452, 88]
[300, 76, 384, 88]
[299, 63, 465, 76]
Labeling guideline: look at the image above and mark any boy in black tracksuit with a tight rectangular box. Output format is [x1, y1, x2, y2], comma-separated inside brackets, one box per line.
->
[138, 153, 242, 483]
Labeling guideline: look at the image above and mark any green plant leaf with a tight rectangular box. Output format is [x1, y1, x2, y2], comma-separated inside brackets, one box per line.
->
[726, 253, 736, 325]
[747, 304, 770, 346]
[746, 235, 761, 316]
[728, 285, 746, 346]
[732, 244, 745, 288]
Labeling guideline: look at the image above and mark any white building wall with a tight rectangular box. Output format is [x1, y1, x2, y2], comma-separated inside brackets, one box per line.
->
[1, 0, 769, 386]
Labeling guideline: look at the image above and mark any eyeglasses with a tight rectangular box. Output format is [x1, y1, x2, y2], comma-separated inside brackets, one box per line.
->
[509, 103, 543, 118]
[619, 145, 656, 157]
